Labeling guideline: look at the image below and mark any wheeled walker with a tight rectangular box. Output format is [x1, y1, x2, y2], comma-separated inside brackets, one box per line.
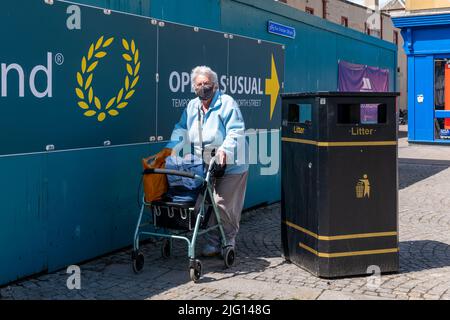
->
[131, 156, 235, 282]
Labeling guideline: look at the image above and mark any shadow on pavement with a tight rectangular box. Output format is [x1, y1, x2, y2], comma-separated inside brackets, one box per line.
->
[125, 206, 281, 297]
[399, 159, 450, 190]
[398, 240, 450, 274]
[398, 130, 407, 139]
[69, 236, 275, 300]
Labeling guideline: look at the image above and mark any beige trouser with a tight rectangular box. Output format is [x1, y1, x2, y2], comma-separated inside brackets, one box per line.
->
[205, 171, 249, 248]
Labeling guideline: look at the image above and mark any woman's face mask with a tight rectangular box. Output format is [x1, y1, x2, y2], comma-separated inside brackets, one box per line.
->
[195, 84, 215, 101]
[194, 75, 216, 101]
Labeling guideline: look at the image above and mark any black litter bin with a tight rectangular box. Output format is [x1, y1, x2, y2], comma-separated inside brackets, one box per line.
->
[281, 92, 400, 278]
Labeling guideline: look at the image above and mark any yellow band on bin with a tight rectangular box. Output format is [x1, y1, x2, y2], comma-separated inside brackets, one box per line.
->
[283, 220, 398, 241]
[299, 242, 399, 258]
[281, 137, 397, 147]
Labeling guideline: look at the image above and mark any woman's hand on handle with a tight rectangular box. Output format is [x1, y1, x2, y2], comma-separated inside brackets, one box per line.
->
[217, 149, 227, 167]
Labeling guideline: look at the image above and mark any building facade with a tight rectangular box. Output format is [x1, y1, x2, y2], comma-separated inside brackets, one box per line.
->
[277, 0, 407, 110]
[393, 0, 450, 143]
[406, 0, 450, 11]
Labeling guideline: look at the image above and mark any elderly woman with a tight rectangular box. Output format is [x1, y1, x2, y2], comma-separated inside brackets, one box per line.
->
[164, 66, 248, 256]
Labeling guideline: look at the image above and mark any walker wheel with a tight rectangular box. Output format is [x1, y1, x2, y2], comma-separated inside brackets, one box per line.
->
[132, 251, 145, 274]
[161, 239, 171, 259]
[223, 246, 235, 268]
[189, 259, 202, 283]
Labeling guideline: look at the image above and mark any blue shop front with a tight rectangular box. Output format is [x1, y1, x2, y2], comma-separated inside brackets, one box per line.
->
[393, 14, 450, 143]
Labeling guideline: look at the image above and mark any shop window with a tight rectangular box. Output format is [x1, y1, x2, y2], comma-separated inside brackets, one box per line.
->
[435, 59, 446, 110]
[434, 59, 450, 139]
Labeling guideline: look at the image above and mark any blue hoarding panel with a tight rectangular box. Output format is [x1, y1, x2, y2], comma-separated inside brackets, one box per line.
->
[0, 1, 157, 156]
[157, 23, 228, 141]
[0, 154, 47, 283]
[228, 35, 285, 129]
[46, 144, 155, 271]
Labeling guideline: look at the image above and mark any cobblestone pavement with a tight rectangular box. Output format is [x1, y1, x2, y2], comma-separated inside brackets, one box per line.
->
[2, 127, 450, 300]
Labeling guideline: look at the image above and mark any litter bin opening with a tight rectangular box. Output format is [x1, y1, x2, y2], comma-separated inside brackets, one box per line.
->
[288, 103, 313, 125]
[337, 103, 387, 125]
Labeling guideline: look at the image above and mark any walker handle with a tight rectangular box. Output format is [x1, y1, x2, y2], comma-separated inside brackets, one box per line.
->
[143, 168, 200, 180]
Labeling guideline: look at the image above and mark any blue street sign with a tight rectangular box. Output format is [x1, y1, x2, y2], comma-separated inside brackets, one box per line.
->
[267, 20, 296, 39]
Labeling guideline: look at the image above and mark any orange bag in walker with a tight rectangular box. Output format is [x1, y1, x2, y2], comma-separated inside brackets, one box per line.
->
[142, 148, 172, 202]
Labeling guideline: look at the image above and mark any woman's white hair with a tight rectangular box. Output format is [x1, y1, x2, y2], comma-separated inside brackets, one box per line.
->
[190, 66, 219, 91]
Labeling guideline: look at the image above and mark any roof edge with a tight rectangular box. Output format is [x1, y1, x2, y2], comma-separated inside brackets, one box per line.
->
[392, 12, 450, 28]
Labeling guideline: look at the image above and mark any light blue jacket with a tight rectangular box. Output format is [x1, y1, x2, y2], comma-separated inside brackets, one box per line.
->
[166, 90, 249, 174]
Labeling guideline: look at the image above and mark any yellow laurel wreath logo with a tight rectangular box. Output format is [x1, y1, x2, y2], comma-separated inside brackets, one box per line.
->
[75, 36, 141, 122]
